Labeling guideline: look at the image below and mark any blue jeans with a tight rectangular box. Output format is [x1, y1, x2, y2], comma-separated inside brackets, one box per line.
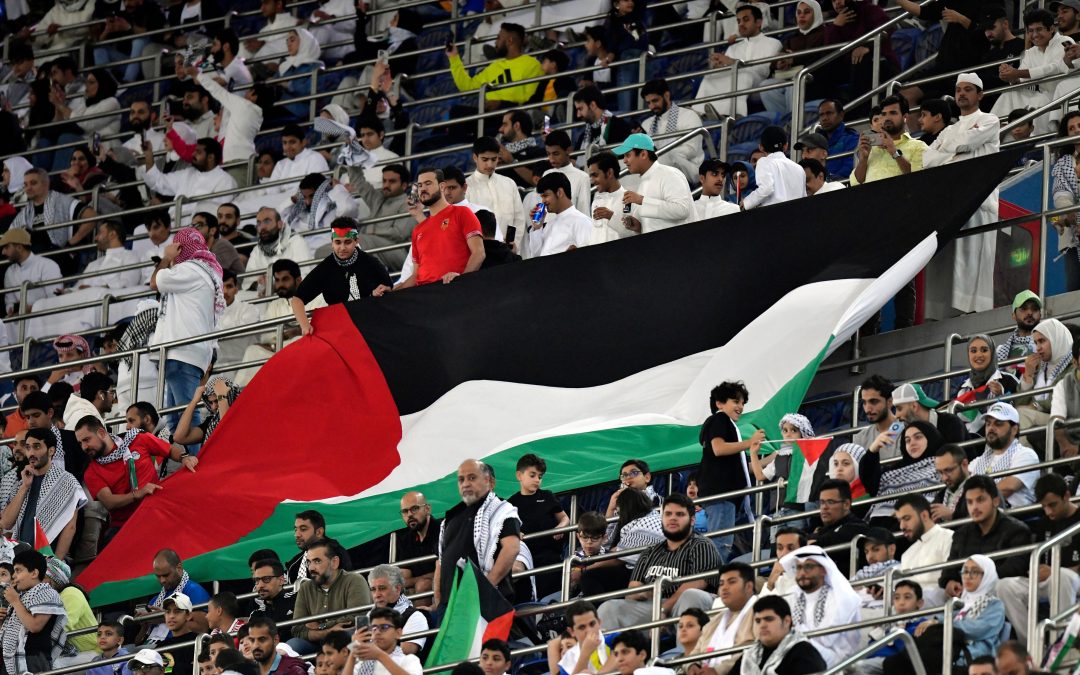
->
[164, 359, 203, 450]
[615, 49, 643, 115]
[759, 78, 791, 114]
[703, 500, 737, 563]
[94, 37, 153, 83]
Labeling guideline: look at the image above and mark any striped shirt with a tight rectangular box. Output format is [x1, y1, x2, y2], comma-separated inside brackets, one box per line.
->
[631, 533, 720, 598]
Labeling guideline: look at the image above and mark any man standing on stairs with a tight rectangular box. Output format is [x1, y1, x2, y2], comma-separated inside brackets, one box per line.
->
[922, 73, 1000, 319]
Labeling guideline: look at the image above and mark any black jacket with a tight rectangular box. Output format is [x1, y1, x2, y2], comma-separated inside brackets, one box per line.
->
[481, 240, 521, 269]
[812, 512, 872, 577]
[938, 510, 1032, 587]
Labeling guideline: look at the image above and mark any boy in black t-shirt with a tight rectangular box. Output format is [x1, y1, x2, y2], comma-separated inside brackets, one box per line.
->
[157, 593, 196, 675]
[698, 381, 765, 563]
[507, 453, 570, 600]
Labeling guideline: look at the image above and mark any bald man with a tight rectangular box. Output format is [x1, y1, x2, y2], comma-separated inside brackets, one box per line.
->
[395, 491, 439, 605]
[433, 460, 522, 608]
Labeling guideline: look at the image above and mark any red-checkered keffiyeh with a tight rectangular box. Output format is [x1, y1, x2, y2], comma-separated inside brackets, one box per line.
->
[171, 227, 225, 318]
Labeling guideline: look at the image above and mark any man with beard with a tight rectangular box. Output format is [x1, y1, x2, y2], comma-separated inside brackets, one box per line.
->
[121, 99, 166, 158]
[597, 493, 719, 629]
[367, 565, 429, 656]
[923, 74, 1001, 318]
[571, 86, 633, 168]
[977, 7, 1025, 111]
[291, 220, 391, 335]
[851, 95, 927, 185]
[895, 494, 953, 607]
[287, 510, 326, 585]
[0, 228, 61, 316]
[996, 291, 1042, 373]
[288, 539, 371, 654]
[18, 392, 83, 480]
[640, 79, 705, 183]
[778, 545, 861, 667]
[968, 403, 1039, 507]
[245, 209, 312, 283]
[143, 550, 212, 640]
[82, 220, 143, 289]
[235, 259, 324, 386]
[497, 111, 546, 188]
[181, 85, 216, 139]
[394, 492, 439, 603]
[209, 28, 253, 88]
[931, 444, 971, 522]
[248, 617, 307, 675]
[447, 24, 543, 109]
[382, 168, 484, 291]
[74, 415, 196, 548]
[0, 428, 84, 560]
[346, 164, 415, 271]
[11, 168, 97, 269]
[217, 203, 252, 250]
[433, 460, 521, 608]
[139, 138, 237, 220]
[892, 382, 968, 447]
[192, 211, 245, 275]
[938, 475, 1031, 597]
[250, 559, 296, 640]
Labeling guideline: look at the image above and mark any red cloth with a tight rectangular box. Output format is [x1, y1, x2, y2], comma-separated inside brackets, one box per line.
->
[411, 204, 482, 285]
[84, 433, 172, 527]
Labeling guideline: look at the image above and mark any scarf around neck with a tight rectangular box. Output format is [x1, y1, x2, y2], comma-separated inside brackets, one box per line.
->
[152, 567, 191, 608]
[649, 102, 681, 137]
[504, 136, 538, 154]
[201, 376, 241, 441]
[793, 584, 830, 627]
[472, 491, 520, 574]
[976, 438, 1023, 476]
[356, 646, 405, 675]
[1, 582, 66, 675]
[1, 462, 85, 544]
[14, 190, 79, 247]
[738, 630, 807, 675]
[957, 554, 998, 620]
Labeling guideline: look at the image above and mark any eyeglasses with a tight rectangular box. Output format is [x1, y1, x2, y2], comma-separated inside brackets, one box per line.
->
[253, 575, 278, 585]
[400, 505, 424, 516]
[960, 569, 984, 577]
[577, 532, 604, 541]
[370, 624, 395, 633]
[619, 469, 643, 480]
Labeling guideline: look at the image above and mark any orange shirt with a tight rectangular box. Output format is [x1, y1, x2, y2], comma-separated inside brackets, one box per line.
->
[411, 204, 482, 285]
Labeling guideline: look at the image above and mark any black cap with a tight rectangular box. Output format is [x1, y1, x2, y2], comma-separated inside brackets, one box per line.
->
[698, 158, 731, 175]
[761, 125, 788, 153]
[863, 527, 895, 547]
[979, 4, 1007, 29]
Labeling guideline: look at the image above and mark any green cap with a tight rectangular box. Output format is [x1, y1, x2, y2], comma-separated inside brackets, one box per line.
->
[612, 133, 656, 156]
[892, 382, 939, 409]
[1011, 290, 1043, 311]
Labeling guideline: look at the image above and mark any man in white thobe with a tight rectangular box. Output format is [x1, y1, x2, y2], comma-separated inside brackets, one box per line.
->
[780, 545, 861, 668]
[0, 229, 61, 316]
[641, 78, 706, 183]
[468, 138, 527, 252]
[523, 172, 591, 257]
[991, 11, 1072, 134]
[924, 73, 1000, 318]
[544, 131, 593, 217]
[743, 127, 807, 209]
[613, 133, 694, 233]
[263, 126, 331, 212]
[694, 5, 782, 118]
[694, 158, 741, 221]
[587, 152, 634, 245]
[81, 222, 144, 290]
[238, 0, 299, 64]
[896, 494, 954, 608]
[138, 138, 237, 219]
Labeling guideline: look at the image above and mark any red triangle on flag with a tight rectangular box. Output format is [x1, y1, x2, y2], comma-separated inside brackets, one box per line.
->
[795, 438, 831, 465]
[34, 519, 53, 556]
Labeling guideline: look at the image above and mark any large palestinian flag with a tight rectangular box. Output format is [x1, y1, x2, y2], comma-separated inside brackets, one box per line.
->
[79, 151, 1018, 604]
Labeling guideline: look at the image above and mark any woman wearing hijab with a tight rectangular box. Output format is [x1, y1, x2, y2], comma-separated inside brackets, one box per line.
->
[2, 157, 33, 206]
[289, 217, 392, 336]
[827, 443, 870, 499]
[915, 554, 1005, 659]
[277, 29, 324, 120]
[59, 146, 104, 193]
[760, 0, 825, 112]
[955, 334, 1020, 434]
[1017, 317, 1075, 442]
[864, 421, 942, 528]
[174, 375, 241, 448]
[609, 488, 664, 573]
[50, 69, 122, 172]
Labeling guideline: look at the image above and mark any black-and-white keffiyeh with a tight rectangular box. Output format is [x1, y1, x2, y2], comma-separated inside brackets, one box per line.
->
[973, 438, 1023, 476]
[49, 425, 65, 469]
[0, 463, 85, 544]
[995, 330, 1035, 363]
[876, 457, 938, 503]
[336, 139, 375, 169]
[96, 429, 142, 466]
[504, 136, 538, 155]
[285, 180, 335, 233]
[649, 102, 681, 137]
[355, 646, 405, 675]
[472, 492, 520, 574]
[151, 568, 190, 609]
[581, 112, 616, 151]
[851, 559, 899, 583]
[12, 191, 80, 248]
[391, 594, 412, 614]
[201, 376, 241, 442]
[793, 584, 830, 627]
[1, 582, 66, 675]
[737, 630, 808, 675]
[118, 305, 160, 369]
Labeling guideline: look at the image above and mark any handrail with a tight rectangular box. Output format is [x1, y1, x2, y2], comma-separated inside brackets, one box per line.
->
[825, 628, 927, 675]
[1027, 516, 1080, 657]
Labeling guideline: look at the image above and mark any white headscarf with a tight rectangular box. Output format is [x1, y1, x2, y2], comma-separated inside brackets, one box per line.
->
[2, 157, 33, 194]
[780, 545, 861, 626]
[797, 0, 824, 34]
[828, 443, 866, 478]
[279, 28, 322, 74]
[958, 554, 999, 619]
[1033, 318, 1074, 383]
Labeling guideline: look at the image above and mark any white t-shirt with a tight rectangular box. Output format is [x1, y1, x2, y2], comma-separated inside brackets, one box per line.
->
[149, 262, 217, 370]
[352, 652, 423, 675]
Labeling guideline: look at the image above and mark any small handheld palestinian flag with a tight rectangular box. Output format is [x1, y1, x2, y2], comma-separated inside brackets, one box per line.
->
[34, 519, 54, 557]
[427, 561, 514, 666]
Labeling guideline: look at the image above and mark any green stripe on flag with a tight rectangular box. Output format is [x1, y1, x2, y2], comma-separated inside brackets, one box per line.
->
[427, 563, 482, 666]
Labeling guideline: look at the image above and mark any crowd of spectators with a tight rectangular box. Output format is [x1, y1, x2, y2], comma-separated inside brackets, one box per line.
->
[1, 0, 1080, 672]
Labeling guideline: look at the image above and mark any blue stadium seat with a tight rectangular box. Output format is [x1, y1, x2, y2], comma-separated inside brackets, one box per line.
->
[726, 140, 760, 164]
[410, 101, 453, 128]
[417, 27, 454, 72]
[729, 112, 782, 146]
[664, 51, 710, 101]
[891, 27, 923, 72]
[414, 73, 460, 100]
[915, 24, 943, 66]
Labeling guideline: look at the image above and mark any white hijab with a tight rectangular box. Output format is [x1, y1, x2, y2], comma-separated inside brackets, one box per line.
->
[3, 157, 33, 194]
[1033, 318, 1074, 366]
[958, 554, 999, 619]
[797, 0, 824, 34]
[279, 28, 322, 74]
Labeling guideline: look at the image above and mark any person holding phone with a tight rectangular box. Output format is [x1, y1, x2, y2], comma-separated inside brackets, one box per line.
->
[341, 609, 422, 675]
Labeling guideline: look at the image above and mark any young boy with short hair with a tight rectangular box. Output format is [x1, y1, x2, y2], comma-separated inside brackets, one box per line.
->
[321, 630, 351, 675]
[508, 453, 570, 599]
[479, 638, 512, 675]
[86, 621, 128, 675]
[864, 580, 929, 672]
[547, 601, 612, 675]
[157, 593, 196, 675]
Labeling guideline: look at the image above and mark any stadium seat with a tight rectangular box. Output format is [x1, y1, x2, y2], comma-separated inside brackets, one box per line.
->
[729, 112, 783, 147]
[890, 27, 923, 72]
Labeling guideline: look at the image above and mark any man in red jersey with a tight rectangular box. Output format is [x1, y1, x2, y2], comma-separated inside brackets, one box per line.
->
[376, 167, 485, 292]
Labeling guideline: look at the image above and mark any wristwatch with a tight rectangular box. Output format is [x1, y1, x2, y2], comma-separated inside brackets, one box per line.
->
[892, 148, 904, 159]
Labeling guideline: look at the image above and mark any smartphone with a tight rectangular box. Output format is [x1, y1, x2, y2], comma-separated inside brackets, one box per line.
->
[888, 420, 904, 435]
[91, 132, 101, 155]
[504, 224, 516, 245]
[407, 183, 419, 206]
[355, 615, 369, 632]
[862, 131, 884, 147]
[376, 49, 390, 66]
